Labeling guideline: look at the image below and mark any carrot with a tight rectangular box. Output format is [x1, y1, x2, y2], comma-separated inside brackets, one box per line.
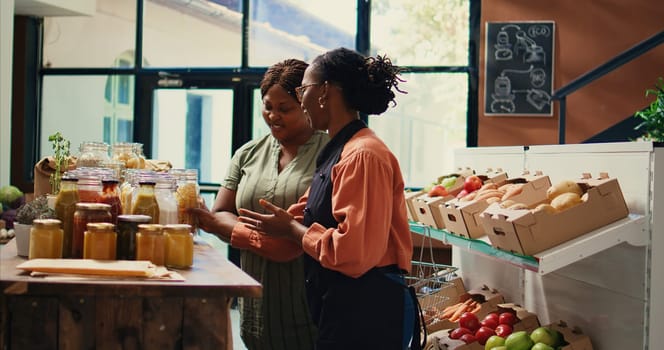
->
[448, 303, 469, 322]
[471, 302, 482, 313]
[441, 302, 461, 319]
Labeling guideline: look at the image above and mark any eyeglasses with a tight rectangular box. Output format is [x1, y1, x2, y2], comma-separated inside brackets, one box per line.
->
[295, 82, 322, 101]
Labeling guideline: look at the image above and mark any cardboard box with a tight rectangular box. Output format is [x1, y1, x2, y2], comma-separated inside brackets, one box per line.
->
[418, 276, 466, 313]
[405, 190, 425, 221]
[426, 285, 505, 333]
[497, 171, 552, 208]
[479, 174, 629, 256]
[413, 172, 469, 229]
[439, 170, 509, 239]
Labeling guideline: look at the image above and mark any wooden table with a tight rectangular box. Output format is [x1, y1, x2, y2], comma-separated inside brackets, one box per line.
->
[0, 238, 261, 350]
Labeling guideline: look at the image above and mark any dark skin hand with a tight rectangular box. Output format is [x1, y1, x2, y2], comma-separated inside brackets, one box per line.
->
[187, 187, 240, 243]
[238, 199, 307, 245]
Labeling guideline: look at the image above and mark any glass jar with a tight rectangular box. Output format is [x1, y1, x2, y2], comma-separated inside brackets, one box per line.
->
[132, 142, 146, 169]
[155, 174, 178, 225]
[99, 179, 122, 225]
[77, 141, 110, 168]
[116, 214, 152, 260]
[112, 142, 140, 169]
[174, 169, 199, 234]
[29, 219, 64, 259]
[164, 224, 193, 268]
[136, 224, 165, 265]
[75, 168, 103, 203]
[72, 202, 112, 258]
[55, 178, 80, 258]
[131, 181, 160, 224]
[83, 222, 117, 260]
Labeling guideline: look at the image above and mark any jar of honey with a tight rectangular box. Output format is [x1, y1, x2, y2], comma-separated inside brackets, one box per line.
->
[136, 224, 165, 265]
[72, 202, 112, 258]
[116, 214, 151, 260]
[29, 219, 64, 259]
[164, 224, 193, 268]
[83, 222, 117, 260]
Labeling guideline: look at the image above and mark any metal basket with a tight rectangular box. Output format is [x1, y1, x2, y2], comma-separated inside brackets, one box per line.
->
[406, 224, 458, 311]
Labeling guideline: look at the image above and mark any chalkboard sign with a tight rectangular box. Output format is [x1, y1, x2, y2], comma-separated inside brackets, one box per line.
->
[484, 21, 555, 116]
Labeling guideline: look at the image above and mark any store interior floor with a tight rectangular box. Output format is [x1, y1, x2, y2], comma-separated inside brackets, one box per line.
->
[199, 232, 248, 350]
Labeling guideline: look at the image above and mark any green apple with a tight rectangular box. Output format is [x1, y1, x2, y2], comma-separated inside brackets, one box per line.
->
[440, 176, 457, 189]
[531, 343, 555, 350]
[485, 335, 506, 350]
[504, 331, 534, 350]
[489, 347, 507, 350]
[530, 326, 562, 346]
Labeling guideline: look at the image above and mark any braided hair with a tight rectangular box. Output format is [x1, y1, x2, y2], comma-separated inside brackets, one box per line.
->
[260, 58, 309, 100]
[311, 47, 406, 115]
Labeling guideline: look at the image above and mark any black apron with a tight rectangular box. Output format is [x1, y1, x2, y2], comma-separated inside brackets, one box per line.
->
[302, 120, 424, 350]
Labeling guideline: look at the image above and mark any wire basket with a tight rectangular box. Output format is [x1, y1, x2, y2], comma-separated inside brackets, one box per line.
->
[407, 224, 458, 311]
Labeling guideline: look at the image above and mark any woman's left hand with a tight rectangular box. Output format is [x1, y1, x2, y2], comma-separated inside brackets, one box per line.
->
[238, 199, 296, 239]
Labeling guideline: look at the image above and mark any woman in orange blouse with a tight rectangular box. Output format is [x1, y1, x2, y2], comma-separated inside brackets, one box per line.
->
[238, 48, 422, 350]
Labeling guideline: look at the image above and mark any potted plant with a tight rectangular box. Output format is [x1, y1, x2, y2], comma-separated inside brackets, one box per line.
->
[635, 77, 664, 142]
[14, 195, 58, 257]
[48, 131, 72, 195]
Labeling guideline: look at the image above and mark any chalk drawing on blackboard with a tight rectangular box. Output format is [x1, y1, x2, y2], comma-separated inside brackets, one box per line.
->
[485, 21, 554, 116]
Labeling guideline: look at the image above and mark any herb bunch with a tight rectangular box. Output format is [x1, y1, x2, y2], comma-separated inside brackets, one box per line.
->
[635, 77, 664, 142]
[48, 132, 71, 194]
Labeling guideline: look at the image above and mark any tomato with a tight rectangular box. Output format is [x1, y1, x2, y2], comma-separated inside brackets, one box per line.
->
[484, 312, 500, 322]
[458, 312, 481, 332]
[498, 312, 518, 326]
[480, 317, 499, 330]
[449, 327, 472, 340]
[463, 175, 483, 192]
[495, 323, 513, 337]
[460, 333, 477, 344]
[474, 326, 496, 345]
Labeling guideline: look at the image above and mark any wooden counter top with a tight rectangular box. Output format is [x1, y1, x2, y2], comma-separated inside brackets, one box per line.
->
[0, 238, 261, 298]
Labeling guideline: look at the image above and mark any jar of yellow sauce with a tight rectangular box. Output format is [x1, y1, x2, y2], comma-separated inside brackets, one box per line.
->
[164, 224, 193, 268]
[83, 222, 117, 260]
[29, 219, 64, 259]
[131, 181, 160, 224]
[136, 224, 165, 265]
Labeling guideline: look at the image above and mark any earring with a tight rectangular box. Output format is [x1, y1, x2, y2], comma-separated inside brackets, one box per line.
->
[318, 96, 325, 109]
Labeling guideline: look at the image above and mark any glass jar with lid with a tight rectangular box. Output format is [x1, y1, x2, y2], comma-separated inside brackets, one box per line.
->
[99, 179, 122, 225]
[77, 141, 110, 168]
[83, 222, 117, 260]
[112, 142, 140, 169]
[116, 214, 152, 260]
[29, 219, 64, 259]
[132, 142, 146, 169]
[155, 173, 178, 225]
[164, 224, 193, 268]
[55, 177, 80, 258]
[136, 224, 165, 265]
[131, 181, 160, 224]
[72, 202, 112, 258]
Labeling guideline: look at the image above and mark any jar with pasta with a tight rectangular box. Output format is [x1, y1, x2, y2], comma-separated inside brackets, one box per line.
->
[173, 169, 199, 235]
[112, 142, 141, 169]
[77, 141, 110, 168]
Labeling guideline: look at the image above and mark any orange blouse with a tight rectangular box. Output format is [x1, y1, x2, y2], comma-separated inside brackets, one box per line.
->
[232, 128, 413, 278]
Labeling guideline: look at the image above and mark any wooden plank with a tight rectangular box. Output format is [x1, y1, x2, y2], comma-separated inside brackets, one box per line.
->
[142, 297, 183, 350]
[95, 297, 142, 350]
[182, 297, 231, 350]
[59, 295, 96, 350]
[8, 296, 58, 350]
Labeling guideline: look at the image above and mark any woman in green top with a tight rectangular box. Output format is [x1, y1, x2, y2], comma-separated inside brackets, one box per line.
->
[191, 59, 328, 350]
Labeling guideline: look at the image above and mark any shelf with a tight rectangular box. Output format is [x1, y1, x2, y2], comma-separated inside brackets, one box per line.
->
[409, 213, 647, 275]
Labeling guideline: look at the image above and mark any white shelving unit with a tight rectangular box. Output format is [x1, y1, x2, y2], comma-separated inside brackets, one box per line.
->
[439, 141, 662, 350]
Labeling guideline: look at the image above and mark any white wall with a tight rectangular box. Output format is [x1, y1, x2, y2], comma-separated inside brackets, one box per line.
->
[0, 0, 15, 187]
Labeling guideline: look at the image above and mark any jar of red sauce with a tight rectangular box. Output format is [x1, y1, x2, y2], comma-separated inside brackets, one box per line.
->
[72, 203, 112, 258]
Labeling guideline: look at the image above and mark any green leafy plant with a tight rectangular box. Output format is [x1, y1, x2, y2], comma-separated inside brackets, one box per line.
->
[48, 132, 71, 194]
[635, 77, 664, 142]
[15, 195, 57, 225]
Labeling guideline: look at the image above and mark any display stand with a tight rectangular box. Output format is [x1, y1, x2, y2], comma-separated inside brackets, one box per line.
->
[414, 141, 661, 350]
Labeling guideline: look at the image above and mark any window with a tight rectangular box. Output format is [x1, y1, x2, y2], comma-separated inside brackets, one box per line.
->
[28, 0, 476, 190]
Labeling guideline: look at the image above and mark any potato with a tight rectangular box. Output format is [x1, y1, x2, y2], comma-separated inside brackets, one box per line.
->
[507, 202, 528, 210]
[550, 192, 583, 211]
[499, 199, 516, 209]
[531, 203, 557, 214]
[546, 180, 583, 200]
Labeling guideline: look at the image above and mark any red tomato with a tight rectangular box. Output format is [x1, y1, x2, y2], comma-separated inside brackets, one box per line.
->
[474, 326, 496, 345]
[463, 175, 483, 192]
[484, 312, 500, 322]
[449, 327, 472, 340]
[458, 312, 481, 332]
[498, 312, 517, 326]
[480, 317, 499, 330]
[460, 333, 477, 344]
[495, 323, 513, 337]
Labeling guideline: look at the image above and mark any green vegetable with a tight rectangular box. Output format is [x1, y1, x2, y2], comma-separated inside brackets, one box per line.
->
[0, 185, 23, 206]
